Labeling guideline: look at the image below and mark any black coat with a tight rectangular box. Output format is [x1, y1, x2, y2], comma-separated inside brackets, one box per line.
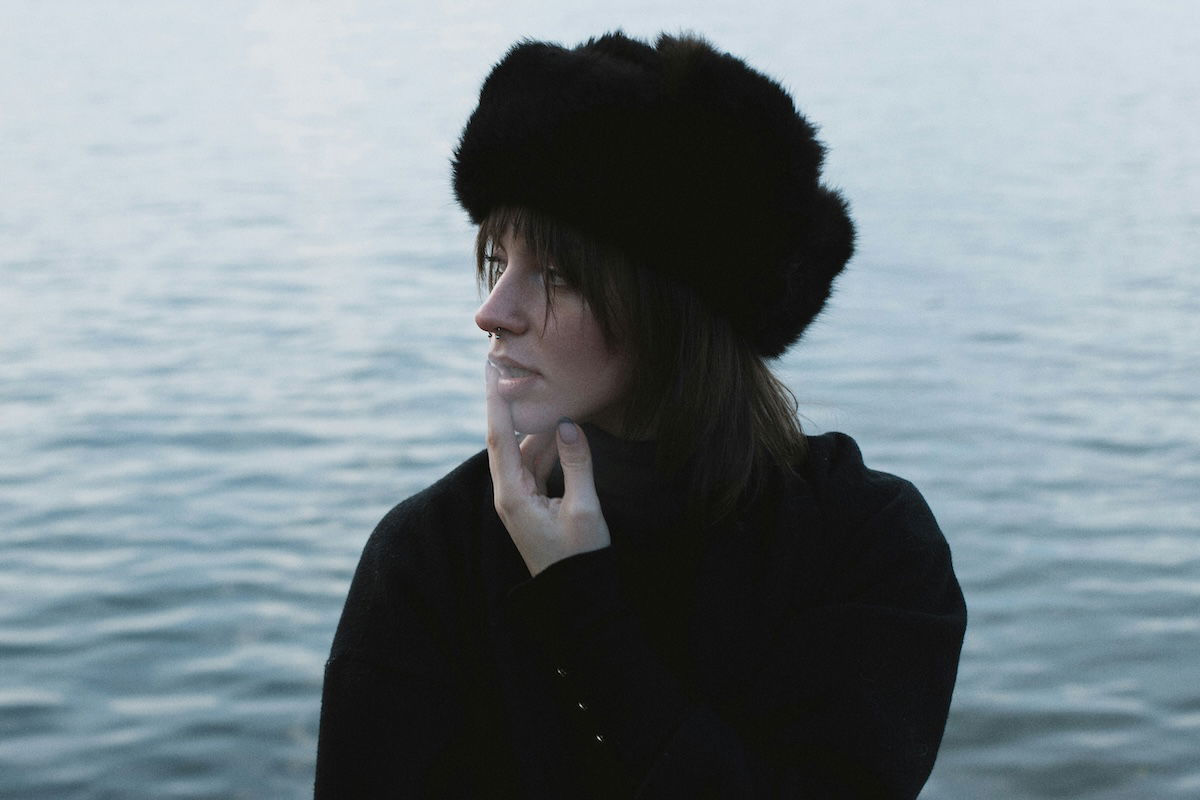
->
[315, 430, 966, 798]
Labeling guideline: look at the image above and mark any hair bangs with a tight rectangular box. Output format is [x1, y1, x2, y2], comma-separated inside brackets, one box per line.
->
[474, 207, 629, 347]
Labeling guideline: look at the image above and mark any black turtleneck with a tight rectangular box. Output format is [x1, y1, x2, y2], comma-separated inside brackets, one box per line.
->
[315, 431, 966, 799]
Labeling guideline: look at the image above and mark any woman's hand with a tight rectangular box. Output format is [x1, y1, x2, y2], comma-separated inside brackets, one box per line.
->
[485, 363, 612, 576]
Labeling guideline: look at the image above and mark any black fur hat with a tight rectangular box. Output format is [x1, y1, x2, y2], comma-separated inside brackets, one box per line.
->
[452, 31, 854, 357]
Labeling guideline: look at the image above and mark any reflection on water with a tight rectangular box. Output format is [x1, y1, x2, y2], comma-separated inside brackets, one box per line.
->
[2, 1, 1198, 797]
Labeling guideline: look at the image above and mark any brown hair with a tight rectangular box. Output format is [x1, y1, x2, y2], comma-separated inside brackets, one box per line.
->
[476, 206, 807, 520]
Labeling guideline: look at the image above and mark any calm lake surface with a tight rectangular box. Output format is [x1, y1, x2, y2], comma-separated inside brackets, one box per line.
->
[2, 1, 1198, 797]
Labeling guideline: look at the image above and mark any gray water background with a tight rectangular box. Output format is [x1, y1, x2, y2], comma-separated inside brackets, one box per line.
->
[2, 1, 1198, 797]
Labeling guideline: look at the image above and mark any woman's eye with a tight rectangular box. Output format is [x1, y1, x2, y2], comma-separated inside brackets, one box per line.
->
[485, 255, 507, 277]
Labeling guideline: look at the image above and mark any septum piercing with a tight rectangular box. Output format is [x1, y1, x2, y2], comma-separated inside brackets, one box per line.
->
[488, 327, 503, 340]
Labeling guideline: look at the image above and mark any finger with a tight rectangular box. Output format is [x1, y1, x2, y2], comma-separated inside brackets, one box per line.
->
[519, 431, 558, 494]
[555, 418, 601, 512]
[484, 362, 522, 493]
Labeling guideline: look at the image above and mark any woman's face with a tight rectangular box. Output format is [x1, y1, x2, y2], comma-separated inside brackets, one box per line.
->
[475, 230, 632, 435]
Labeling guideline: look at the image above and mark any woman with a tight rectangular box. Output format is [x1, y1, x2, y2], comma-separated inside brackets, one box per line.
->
[316, 32, 965, 799]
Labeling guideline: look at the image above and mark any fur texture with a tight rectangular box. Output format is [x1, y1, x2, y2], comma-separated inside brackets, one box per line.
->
[452, 32, 855, 357]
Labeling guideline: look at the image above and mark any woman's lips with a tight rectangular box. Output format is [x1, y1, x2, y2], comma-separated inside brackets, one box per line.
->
[492, 360, 535, 379]
[488, 357, 539, 391]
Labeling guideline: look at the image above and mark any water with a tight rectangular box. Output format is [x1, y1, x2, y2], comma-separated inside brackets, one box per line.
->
[2, 1, 1198, 797]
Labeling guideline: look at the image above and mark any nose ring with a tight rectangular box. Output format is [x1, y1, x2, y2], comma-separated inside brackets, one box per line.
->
[488, 327, 503, 340]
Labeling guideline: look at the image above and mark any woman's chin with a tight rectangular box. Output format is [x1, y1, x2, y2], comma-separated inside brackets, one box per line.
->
[509, 408, 562, 436]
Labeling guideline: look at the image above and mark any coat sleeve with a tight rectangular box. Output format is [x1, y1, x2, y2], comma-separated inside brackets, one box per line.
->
[314, 464, 520, 799]
[314, 502, 457, 796]
[505, 466, 966, 799]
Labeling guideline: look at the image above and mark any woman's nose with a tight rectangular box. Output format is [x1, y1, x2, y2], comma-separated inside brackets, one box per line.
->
[474, 271, 530, 336]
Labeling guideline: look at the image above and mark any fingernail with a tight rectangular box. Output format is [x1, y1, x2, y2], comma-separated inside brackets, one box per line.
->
[557, 417, 578, 443]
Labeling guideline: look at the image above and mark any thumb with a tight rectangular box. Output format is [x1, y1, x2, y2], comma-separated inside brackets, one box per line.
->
[556, 418, 599, 505]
